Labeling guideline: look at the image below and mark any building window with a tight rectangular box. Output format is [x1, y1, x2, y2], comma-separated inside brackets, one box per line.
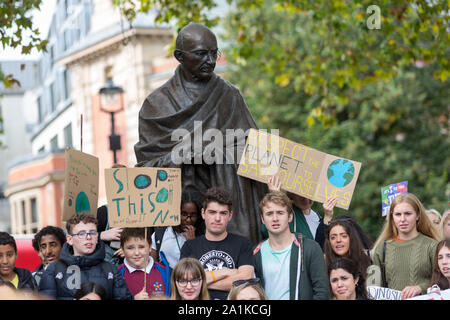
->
[37, 96, 44, 123]
[52, 81, 60, 109]
[64, 123, 73, 148]
[21, 200, 26, 233]
[63, 69, 71, 100]
[0, 104, 3, 133]
[49, 85, 55, 113]
[50, 135, 59, 152]
[31, 198, 38, 233]
[50, 45, 55, 66]
[31, 198, 37, 223]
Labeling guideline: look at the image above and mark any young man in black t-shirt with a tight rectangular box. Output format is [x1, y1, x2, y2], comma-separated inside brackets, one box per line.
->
[180, 187, 254, 300]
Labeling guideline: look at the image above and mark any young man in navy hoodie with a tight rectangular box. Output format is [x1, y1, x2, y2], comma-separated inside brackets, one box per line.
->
[38, 213, 131, 300]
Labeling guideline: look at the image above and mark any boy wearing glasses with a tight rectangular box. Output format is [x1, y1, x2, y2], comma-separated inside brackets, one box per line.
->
[38, 213, 132, 300]
[180, 187, 254, 300]
[253, 192, 330, 300]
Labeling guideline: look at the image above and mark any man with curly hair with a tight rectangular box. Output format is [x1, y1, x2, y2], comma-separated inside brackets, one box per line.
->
[32, 226, 66, 285]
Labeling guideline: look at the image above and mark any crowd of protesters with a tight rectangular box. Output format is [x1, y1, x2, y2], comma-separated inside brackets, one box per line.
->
[1, 181, 449, 301]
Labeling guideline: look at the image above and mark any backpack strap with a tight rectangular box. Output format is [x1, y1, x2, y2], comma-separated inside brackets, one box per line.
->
[154, 227, 167, 258]
[295, 233, 305, 272]
[381, 241, 388, 287]
[154, 251, 171, 297]
[118, 264, 125, 277]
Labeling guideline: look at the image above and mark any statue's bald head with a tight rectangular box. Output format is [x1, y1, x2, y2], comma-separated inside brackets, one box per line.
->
[175, 23, 216, 51]
[174, 23, 218, 82]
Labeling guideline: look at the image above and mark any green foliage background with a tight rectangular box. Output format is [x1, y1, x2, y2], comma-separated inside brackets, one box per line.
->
[1, 0, 448, 240]
[100, 0, 450, 240]
[220, 1, 449, 240]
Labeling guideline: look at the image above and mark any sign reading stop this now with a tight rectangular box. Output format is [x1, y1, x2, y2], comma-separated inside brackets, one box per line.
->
[105, 167, 181, 228]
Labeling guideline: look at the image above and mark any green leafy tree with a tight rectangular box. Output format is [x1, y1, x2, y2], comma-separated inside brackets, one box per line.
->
[221, 1, 449, 240]
[0, 0, 48, 88]
[109, 0, 450, 239]
[113, 0, 220, 31]
[117, 0, 448, 116]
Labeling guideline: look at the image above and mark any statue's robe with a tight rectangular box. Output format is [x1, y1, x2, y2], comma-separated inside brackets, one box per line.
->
[134, 65, 267, 244]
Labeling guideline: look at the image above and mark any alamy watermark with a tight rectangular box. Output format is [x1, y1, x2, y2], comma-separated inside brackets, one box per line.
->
[170, 121, 279, 172]
[367, 5, 381, 30]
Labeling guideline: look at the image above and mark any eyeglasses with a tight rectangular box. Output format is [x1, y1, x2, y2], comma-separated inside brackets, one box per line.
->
[178, 49, 222, 60]
[232, 278, 261, 287]
[70, 231, 98, 239]
[176, 278, 202, 287]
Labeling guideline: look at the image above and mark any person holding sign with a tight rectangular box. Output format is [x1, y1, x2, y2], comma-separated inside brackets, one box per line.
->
[180, 187, 254, 300]
[263, 175, 336, 248]
[329, 258, 369, 300]
[253, 191, 330, 300]
[118, 227, 171, 299]
[372, 193, 440, 299]
[38, 213, 132, 300]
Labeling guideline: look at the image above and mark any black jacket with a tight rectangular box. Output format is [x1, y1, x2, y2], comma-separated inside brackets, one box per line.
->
[15, 267, 38, 291]
[38, 241, 131, 300]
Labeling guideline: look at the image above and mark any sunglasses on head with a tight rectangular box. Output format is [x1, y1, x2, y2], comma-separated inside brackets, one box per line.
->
[232, 277, 261, 287]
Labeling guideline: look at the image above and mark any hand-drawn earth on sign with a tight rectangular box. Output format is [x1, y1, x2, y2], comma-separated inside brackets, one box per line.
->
[327, 159, 355, 188]
[74, 191, 90, 213]
[63, 148, 99, 221]
[105, 167, 181, 228]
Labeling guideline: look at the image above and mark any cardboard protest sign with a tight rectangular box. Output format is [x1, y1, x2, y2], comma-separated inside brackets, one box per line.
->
[105, 167, 181, 228]
[62, 148, 99, 221]
[381, 181, 408, 216]
[367, 286, 402, 300]
[237, 129, 361, 209]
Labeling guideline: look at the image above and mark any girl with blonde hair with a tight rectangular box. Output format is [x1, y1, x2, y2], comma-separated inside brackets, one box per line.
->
[372, 193, 439, 299]
[439, 211, 450, 241]
[227, 278, 268, 300]
[170, 258, 210, 300]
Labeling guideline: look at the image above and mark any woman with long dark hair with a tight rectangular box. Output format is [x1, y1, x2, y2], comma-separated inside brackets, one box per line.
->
[323, 219, 372, 281]
[430, 239, 450, 290]
[328, 258, 369, 300]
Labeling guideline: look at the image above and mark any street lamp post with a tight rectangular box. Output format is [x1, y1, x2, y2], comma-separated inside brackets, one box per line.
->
[99, 78, 124, 164]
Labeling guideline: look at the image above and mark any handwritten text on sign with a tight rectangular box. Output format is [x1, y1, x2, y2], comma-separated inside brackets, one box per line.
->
[105, 167, 181, 228]
[237, 129, 362, 209]
[63, 148, 99, 221]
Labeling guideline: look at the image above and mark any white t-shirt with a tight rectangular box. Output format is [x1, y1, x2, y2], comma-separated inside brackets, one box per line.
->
[151, 226, 186, 269]
[304, 209, 320, 238]
[260, 240, 291, 300]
